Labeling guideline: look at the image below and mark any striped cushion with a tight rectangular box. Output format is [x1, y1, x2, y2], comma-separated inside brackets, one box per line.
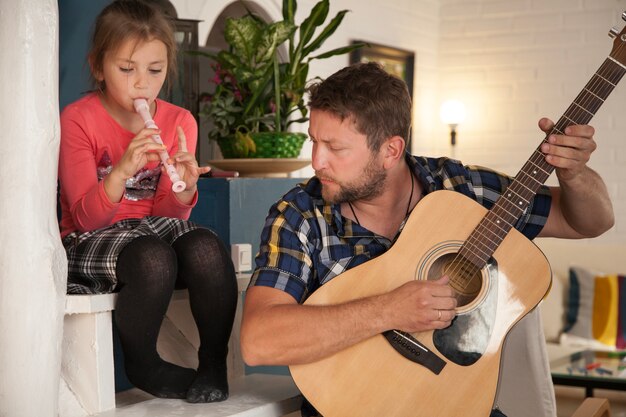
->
[563, 266, 626, 349]
[592, 275, 619, 346]
[618, 276, 626, 349]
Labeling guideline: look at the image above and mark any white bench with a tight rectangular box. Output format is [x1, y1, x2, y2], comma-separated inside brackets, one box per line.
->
[62, 293, 118, 414]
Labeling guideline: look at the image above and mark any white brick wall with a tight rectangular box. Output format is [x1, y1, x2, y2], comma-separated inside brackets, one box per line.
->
[438, 0, 626, 245]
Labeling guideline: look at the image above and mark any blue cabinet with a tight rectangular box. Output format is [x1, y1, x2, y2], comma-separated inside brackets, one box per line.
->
[190, 177, 305, 376]
[190, 177, 305, 262]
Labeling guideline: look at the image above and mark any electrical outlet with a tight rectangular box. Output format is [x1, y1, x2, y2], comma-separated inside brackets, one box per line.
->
[231, 243, 252, 272]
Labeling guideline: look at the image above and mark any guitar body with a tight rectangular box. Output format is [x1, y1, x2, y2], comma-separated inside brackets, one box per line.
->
[289, 190, 552, 417]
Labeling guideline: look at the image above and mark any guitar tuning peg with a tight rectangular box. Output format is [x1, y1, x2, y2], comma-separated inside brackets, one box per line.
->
[622, 11, 626, 22]
[609, 26, 620, 38]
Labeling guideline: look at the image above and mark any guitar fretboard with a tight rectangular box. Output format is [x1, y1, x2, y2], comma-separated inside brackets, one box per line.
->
[459, 58, 626, 269]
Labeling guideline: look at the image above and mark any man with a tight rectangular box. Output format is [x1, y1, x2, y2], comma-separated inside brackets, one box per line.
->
[240, 62, 614, 416]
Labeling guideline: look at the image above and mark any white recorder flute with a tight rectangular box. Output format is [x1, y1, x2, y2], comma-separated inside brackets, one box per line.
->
[133, 98, 186, 193]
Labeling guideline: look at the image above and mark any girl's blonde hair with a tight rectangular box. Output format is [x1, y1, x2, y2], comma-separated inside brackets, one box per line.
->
[89, 0, 177, 92]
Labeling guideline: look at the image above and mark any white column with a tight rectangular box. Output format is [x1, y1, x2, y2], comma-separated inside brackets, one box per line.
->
[0, 1, 67, 416]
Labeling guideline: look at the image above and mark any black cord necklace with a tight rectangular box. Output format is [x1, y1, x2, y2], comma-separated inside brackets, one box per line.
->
[348, 170, 415, 226]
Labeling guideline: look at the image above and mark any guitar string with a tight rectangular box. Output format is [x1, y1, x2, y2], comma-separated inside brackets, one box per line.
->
[450, 49, 626, 290]
[450, 55, 625, 290]
[446, 38, 626, 289]
[443, 39, 626, 293]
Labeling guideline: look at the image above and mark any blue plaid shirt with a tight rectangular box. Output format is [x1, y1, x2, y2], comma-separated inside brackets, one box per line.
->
[250, 154, 552, 303]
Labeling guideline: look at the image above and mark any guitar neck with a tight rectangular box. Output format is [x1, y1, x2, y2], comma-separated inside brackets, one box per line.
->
[460, 57, 626, 268]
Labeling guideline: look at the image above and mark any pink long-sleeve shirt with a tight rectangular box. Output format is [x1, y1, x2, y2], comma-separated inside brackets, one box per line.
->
[59, 93, 198, 238]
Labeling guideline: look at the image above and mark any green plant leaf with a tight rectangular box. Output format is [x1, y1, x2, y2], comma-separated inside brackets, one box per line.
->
[256, 21, 296, 64]
[217, 50, 242, 69]
[310, 43, 366, 61]
[224, 16, 263, 67]
[298, 0, 329, 48]
[283, 0, 296, 23]
[294, 62, 309, 90]
[243, 65, 274, 116]
[301, 10, 348, 57]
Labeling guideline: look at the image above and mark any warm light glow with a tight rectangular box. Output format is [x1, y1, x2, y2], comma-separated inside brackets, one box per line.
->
[440, 100, 466, 126]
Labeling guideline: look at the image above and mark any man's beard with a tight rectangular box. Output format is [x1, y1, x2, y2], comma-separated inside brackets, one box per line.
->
[319, 157, 387, 204]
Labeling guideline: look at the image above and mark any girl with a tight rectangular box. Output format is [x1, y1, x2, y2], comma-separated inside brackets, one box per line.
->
[58, 0, 237, 403]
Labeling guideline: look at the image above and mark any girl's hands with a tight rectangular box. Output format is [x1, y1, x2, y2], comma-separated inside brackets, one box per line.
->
[112, 127, 166, 180]
[105, 125, 209, 205]
[169, 126, 211, 193]
[104, 127, 166, 203]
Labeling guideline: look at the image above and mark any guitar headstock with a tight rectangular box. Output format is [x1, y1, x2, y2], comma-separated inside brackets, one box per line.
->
[609, 12, 626, 65]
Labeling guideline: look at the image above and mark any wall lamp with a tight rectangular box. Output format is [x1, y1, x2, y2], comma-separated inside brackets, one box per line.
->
[439, 100, 466, 146]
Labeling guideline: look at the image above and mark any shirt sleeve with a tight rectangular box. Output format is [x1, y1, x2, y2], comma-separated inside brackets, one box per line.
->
[59, 106, 120, 232]
[152, 108, 199, 219]
[465, 165, 552, 240]
[249, 199, 314, 303]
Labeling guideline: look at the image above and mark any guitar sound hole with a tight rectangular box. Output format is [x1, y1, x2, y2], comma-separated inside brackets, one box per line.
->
[427, 253, 482, 308]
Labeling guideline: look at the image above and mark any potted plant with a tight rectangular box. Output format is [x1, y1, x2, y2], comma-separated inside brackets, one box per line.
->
[197, 0, 364, 158]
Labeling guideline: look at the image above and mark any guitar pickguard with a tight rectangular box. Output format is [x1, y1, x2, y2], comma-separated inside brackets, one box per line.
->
[433, 261, 498, 366]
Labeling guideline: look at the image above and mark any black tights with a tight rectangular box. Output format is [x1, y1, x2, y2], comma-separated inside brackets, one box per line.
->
[115, 229, 237, 402]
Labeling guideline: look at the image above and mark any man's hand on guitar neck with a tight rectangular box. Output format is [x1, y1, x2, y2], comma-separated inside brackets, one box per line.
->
[537, 117, 614, 239]
[539, 117, 596, 182]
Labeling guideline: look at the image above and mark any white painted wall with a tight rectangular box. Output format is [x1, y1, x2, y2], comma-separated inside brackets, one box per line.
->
[0, 1, 66, 416]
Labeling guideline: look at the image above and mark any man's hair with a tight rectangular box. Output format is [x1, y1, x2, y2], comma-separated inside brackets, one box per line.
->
[306, 62, 412, 152]
[88, 0, 177, 91]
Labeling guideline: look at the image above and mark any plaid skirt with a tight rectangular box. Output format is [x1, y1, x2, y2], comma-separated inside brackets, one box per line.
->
[62, 216, 199, 294]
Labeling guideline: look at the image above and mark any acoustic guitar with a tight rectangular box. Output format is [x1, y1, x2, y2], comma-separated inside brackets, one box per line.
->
[289, 14, 626, 417]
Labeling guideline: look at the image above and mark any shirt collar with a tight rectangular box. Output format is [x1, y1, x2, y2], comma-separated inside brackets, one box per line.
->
[304, 153, 436, 243]
[406, 153, 437, 194]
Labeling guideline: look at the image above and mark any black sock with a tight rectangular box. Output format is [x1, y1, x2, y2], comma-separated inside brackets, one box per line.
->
[186, 360, 229, 403]
[115, 235, 196, 398]
[172, 229, 238, 403]
[124, 360, 196, 399]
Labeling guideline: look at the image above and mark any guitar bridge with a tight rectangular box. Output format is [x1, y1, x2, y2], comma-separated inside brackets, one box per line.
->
[383, 330, 446, 375]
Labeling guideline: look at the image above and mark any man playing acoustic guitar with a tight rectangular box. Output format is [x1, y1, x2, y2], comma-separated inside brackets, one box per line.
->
[240, 62, 614, 417]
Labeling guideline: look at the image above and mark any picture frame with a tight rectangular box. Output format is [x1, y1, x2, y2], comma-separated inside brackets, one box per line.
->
[350, 41, 415, 97]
